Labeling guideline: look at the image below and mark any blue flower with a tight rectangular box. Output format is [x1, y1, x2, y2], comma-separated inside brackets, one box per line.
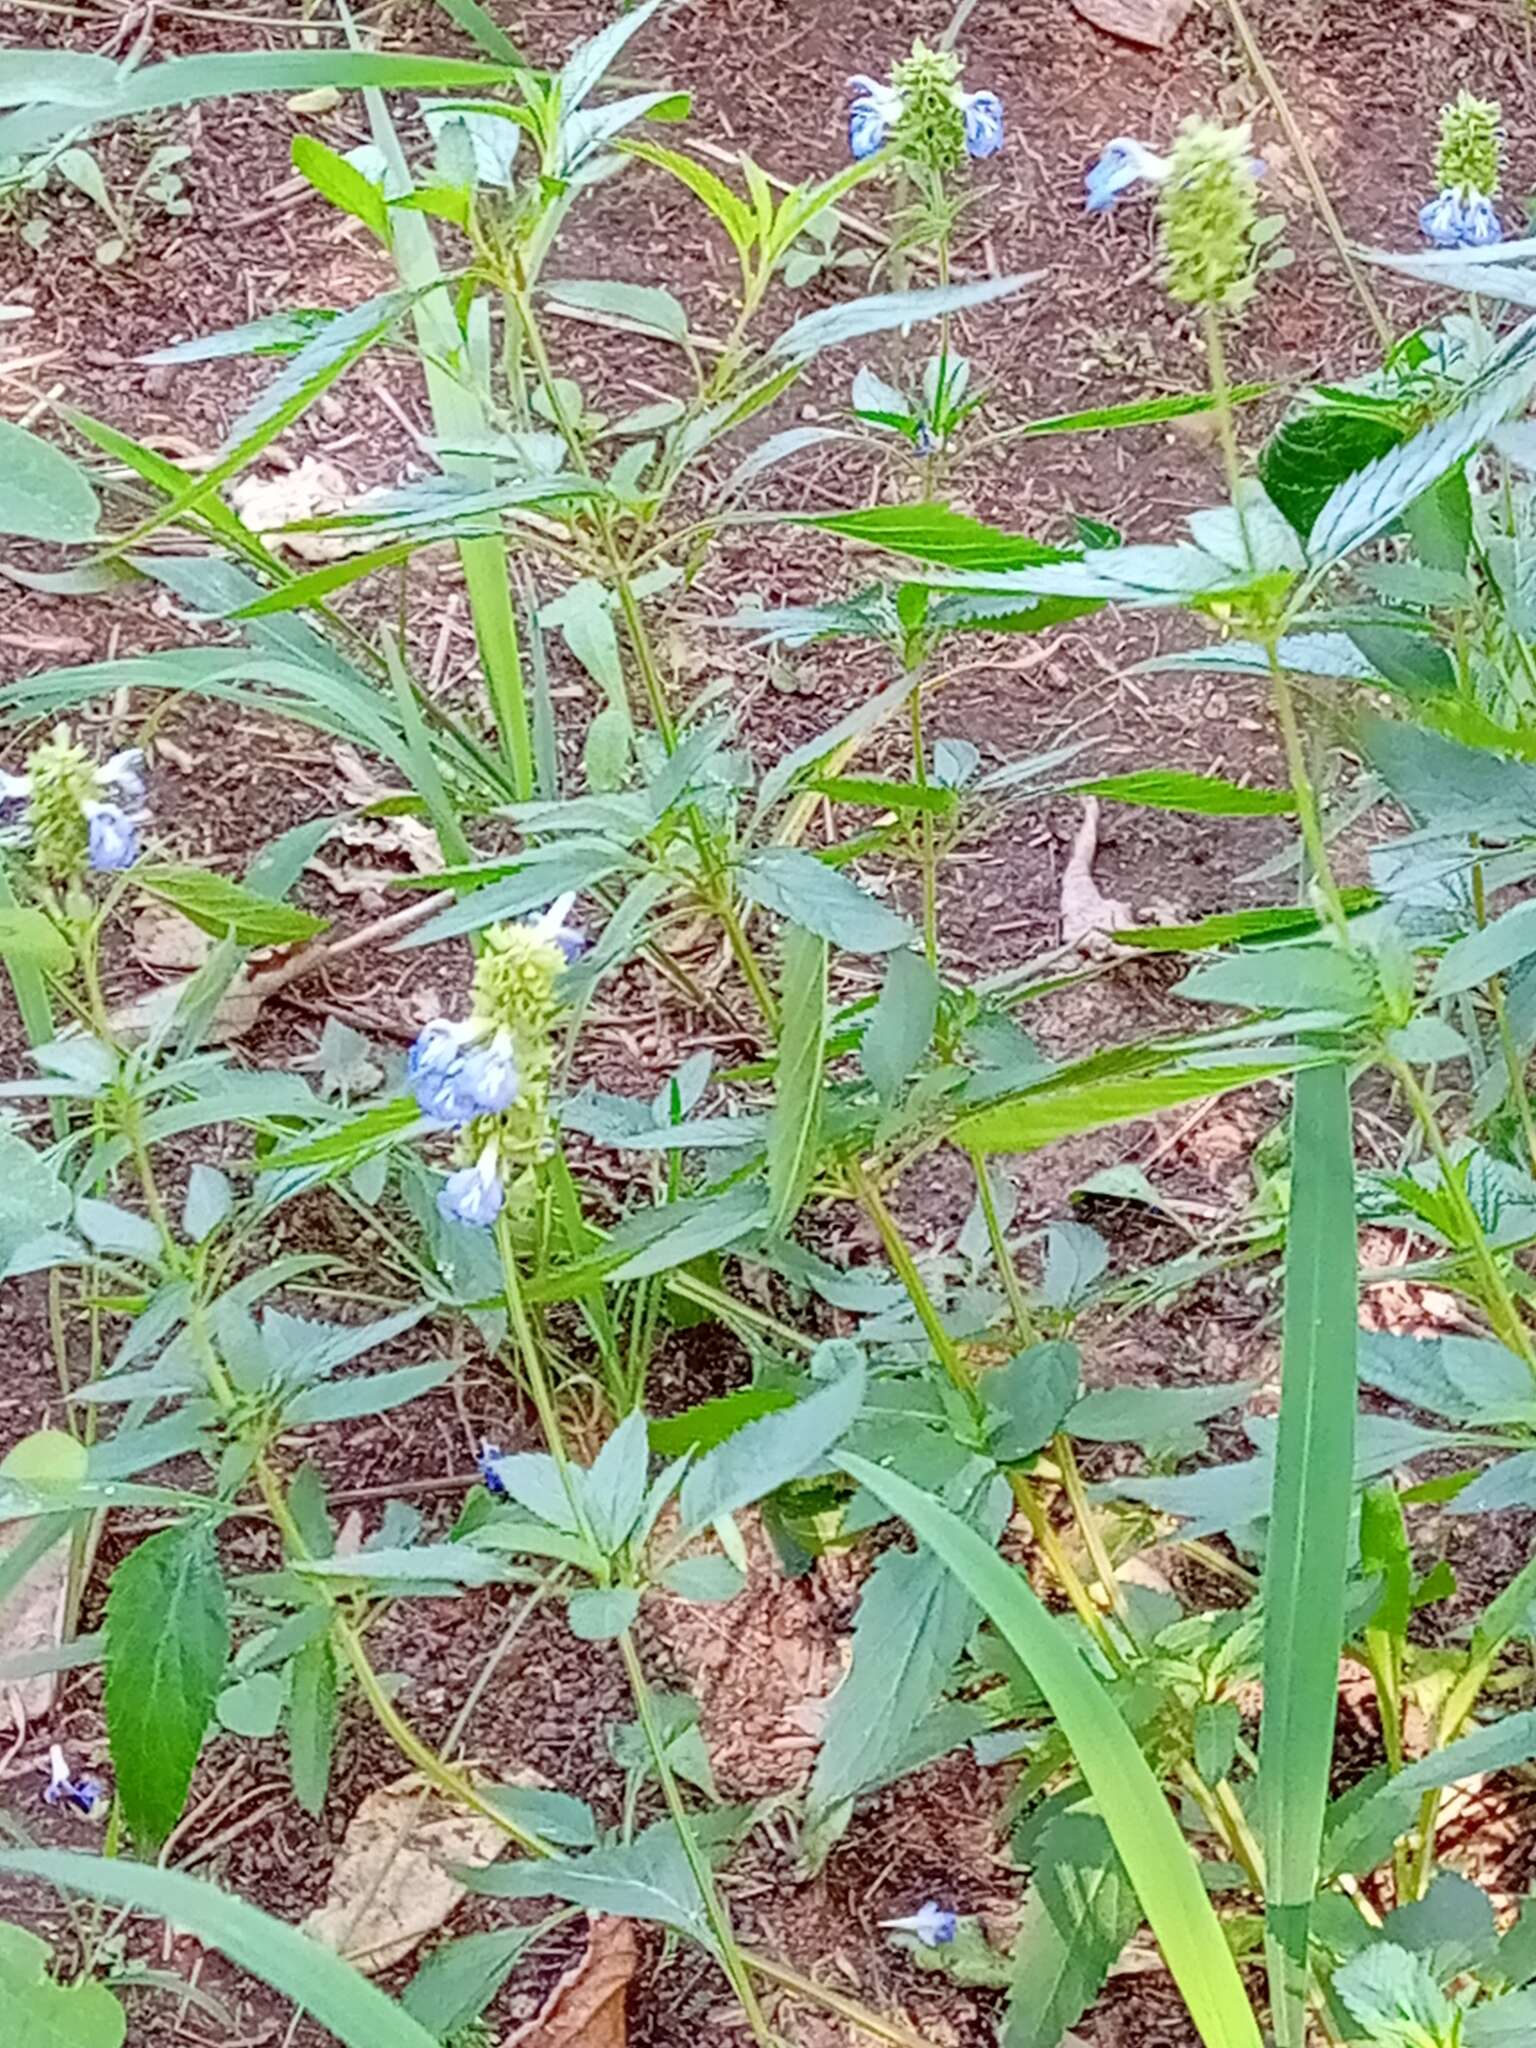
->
[408, 1018, 477, 1123]
[914, 422, 939, 456]
[961, 90, 1004, 159]
[438, 1145, 504, 1229]
[0, 770, 29, 825]
[881, 1900, 958, 1947]
[1084, 135, 1170, 213]
[477, 1439, 508, 1495]
[1419, 189, 1466, 246]
[43, 1744, 104, 1817]
[1420, 186, 1503, 249]
[452, 1030, 519, 1118]
[531, 891, 585, 964]
[99, 748, 146, 808]
[1461, 191, 1503, 247]
[847, 74, 903, 160]
[85, 804, 139, 871]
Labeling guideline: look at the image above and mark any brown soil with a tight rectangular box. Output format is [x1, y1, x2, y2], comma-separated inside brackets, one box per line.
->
[3, 1, 1536, 2045]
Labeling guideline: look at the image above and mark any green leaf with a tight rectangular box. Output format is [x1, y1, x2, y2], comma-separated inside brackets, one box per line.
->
[465, 1821, 715, 1954]
[0, 421, 99, 541]
[1359, 1329, 1536, 1424]
[1258, 1063, 1358, 2036]
[1333, 1943, 1455, 2044]
[0, 51, 525, 156]
[985, 1342, 1082, 1463]
[583, 1410, 650, 1554]
[567, 1587, 641, 1640]
[215, 1671, 286, 1738]
[484, 1786, 595, 1848]
[1176, 942, 1376, 1018]
[74, 1197, 162, 1263]
[840, 1455, 1263, 2048]
[0, 1851, 440, 2048]
[134, 865, 327, 946]
[1433, 898, 1536, 999]
[402, 1923, 555, 2040]
[680, 1362, 866, 1531]
[1194, 1702, 1241, 1786]
[430, 0, 522, 60]
[0, 1923, 125, 2048]
[182, 1165, 232, 1243]
[288, 1632, 337, 1816]
[104, 1522, 230, 1848]
[619, 141, 757, 253]
[1310, 319, 1536, 564]
[739, 847, 913, 953]
[768, 273, 1038, 362]
[291, 135, 388, 238]
[958, 1062, 1298, 1154]
[1260, 399, 1405, 540]
[1003, 1814, 1140, 2048]
[860, 947, 940, 1102]
[808, 1473, 1006, 1821]
[544, 278, 688, 341]
[604, 1183, 770, 1284]
[767, 924, 826, 1232]
[283, 1362, 456, 1427]
[648, 1387, 796, 1458]
[0, 907, 71, 971]
[797, 504, 1066, 573]
[294, 1545, 510, 1588]
[1072, 769, 1295, 816]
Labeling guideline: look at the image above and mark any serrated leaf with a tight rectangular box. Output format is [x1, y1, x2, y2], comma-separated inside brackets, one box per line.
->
[105, 1522, 230, 1847]
[401, 1923, 556, 2039]
[799, 503, 1066, 572]
[680, 1361, 865, 1530]
[1003, 1814, 1140, 2048]
[767, 924, 826, 1231]
[463, 1820, 715, 1953]
[182, 1164, 233, 1243]
[1073, 769, 1294, 816]
[289, 1632, 337, 1817]
[567, 1586, 641, 1639]
[1176, 942, 1376, 1019]
[1433, 898, 1536, 999]
[985, 1342, 1082, 1463]
[958, 1062, 1297, 1153]
[284, 1362, 456, 1427]
[860, 946, 939, 1102]
[1260, 399, 1405, 539]
[739, 847, 913, 953]
[544, 277, 688, 340]
[292, 134, 387, 238]
[768, 273, 1038, 362]
[135, 865, 327, 946]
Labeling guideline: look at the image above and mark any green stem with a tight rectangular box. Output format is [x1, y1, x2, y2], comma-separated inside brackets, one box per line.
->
[1390, 1057, 1536, 1374]
[617, 1630, 776, 2047]
[910, 684, 939, 970]
[494, 1213, 595, 1542]
[966, 1148, 1035, 1344]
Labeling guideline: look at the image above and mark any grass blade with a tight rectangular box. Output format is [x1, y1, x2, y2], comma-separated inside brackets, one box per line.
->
[0, 1851, 438, 2048]
[840, 1454, 1263, 2048]
[1258, 1061, 1359, 2044]
[766, 923, 826, 1230]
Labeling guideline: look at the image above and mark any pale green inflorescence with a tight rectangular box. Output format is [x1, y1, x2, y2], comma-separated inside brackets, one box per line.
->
[464, 915, 568, 1181]
[1435, 90, 1503, 200]
[891, 40, 967, 175]
[1156, 117, 1260, 314]
[24, 726, 98, 881]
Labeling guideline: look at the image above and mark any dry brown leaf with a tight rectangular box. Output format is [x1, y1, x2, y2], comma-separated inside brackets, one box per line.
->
[131, 902, 211, 972]
[108, 974, 265, 1045]
[503, 1916, 636, 2048]
[229, 456, 363, 562]
[302, 1771, 510, 1974]
[0, 1522, 69, 1728]
[1070, 0, 1192, 47]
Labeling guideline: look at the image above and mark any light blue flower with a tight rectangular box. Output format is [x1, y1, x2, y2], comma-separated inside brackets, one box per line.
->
[1419, 188, 1466, 246]
[961, 90, 1004, 159]
[530, 890, 585, 963]
[847, 74, 903, 160]
[1084, 135, 1170, 213]
[477, 1439, 508, 1495]
[0, 769, 28, 824]
[43, 1743, 104, 1817]
[438, 1145, 504, 1229]
[881, 1900, 958, 1947]
[99, 748, 146, 808]
[1460, 191, 1503, 246]
[85, 803, 138, 871]
[408, 1018, 477, 1123]
[453, 1030, 520, 1118]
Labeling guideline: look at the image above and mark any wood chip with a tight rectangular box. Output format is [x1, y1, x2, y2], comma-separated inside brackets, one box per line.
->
[1070, 0, 1193, 47]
